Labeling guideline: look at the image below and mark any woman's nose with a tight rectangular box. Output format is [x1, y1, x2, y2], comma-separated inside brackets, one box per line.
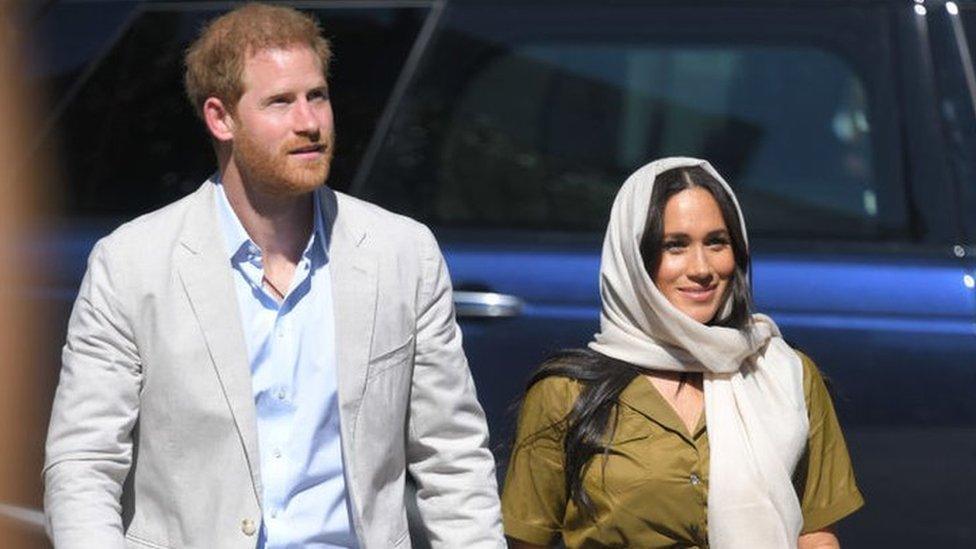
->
[687, 247, 714, 283]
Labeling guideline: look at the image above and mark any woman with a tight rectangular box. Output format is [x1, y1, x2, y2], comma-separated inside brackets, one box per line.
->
[502, 157, 863, 549]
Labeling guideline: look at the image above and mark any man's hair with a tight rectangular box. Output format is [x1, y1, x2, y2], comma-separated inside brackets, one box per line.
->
[183, 2, 332, 118]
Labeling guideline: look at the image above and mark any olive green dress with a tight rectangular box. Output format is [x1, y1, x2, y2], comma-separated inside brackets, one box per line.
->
[501, 353, 864, 548]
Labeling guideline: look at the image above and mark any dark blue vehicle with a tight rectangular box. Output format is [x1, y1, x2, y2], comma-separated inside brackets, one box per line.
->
[28, 0, 976, 547]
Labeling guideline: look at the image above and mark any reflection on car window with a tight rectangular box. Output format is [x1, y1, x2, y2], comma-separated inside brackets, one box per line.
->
[362, 4, 908, 240]
[37, 5, 427, 219]
[27, 2, 137, 101]
[946, 6, 976, 238]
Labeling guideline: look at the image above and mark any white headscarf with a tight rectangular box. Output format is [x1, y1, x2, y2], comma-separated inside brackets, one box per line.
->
[588, 157, 809, 549]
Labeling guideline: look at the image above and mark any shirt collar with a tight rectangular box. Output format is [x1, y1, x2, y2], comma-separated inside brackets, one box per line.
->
[212, 175, 330, 264]
[309, 186, 330, 263]
[213, 176, 255, 263]
[618, 376, 707, 443]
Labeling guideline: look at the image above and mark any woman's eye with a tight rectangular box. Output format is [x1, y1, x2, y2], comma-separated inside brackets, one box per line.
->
[707, 238, 730, 249]
[662, 241, 684, 251]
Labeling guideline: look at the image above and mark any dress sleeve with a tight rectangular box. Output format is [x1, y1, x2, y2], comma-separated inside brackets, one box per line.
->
[501, 376, 580, 546]
[794, 352, 865, 533]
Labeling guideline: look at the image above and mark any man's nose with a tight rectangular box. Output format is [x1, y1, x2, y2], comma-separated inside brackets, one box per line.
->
[293, 99, 321, 139]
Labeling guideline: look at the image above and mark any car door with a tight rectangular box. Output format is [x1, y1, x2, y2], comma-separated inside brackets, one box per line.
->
[355, 2, 976, 546]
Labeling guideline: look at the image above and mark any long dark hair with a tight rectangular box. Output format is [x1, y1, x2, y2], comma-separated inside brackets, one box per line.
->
[524, 165, 754, 517]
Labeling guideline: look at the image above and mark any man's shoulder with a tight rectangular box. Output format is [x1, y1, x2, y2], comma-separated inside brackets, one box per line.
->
[97, 182, 210, 256]
[333, 190, 435, 247]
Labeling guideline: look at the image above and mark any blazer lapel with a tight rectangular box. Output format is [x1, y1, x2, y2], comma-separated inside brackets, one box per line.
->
[321, 190, 377, 450]
[175, 183, 263, 503]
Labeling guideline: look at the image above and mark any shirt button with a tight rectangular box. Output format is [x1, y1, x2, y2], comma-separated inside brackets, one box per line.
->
[276, 330, 284, 338]
[276, 389, 286, 400]
[273, 447, 282, 459]
[241, 518, 256, 536]
[690, 473, 701, 486]
[270, 509, 278, 519]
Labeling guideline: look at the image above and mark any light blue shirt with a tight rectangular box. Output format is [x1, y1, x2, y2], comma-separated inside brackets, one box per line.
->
[214, 181, 357, 548]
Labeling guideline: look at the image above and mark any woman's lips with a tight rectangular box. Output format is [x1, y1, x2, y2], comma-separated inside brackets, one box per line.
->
[678, 286, 717, 303]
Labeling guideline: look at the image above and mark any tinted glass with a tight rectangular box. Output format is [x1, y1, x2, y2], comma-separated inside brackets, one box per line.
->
[360, 4, 907, 240]
[27, 2, 137, 101]
[957, 5, 976, 64]
[36, 4, 428, 219]
[950, 5, 976, 241]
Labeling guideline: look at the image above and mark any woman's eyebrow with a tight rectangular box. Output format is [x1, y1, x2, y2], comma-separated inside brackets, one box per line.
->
[662, 232, 690, 239]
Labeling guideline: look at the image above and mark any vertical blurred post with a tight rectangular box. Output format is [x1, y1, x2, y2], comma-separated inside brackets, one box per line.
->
[0, 1, 54, 547]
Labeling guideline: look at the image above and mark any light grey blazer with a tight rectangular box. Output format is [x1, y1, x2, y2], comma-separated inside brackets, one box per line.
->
[43, 181, 504, 549]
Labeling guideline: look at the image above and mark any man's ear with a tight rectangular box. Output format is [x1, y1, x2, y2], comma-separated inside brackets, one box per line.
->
[203, 97, 236, 142]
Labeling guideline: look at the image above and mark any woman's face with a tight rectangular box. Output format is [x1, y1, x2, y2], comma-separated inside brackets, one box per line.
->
[653, 187, 736, 324]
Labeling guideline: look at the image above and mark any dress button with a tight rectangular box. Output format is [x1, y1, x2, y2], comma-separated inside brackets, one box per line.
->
[241, 518, 256, 536]
[690, 473, 701, 486]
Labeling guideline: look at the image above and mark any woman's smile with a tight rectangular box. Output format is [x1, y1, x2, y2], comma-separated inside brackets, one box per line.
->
[676, 284, 719, 302]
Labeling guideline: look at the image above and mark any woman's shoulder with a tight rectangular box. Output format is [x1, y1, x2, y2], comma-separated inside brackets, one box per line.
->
[522, 374, 585, 423]
[790, 348, 831, 409]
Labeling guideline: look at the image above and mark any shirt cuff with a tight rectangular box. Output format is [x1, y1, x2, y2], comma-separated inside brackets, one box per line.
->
[504, 517, 560, 546]
[801, 489, 866, 533]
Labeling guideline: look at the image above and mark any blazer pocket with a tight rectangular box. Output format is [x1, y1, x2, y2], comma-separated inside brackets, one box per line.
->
[367, 335, 415, 380]
[125, 532, 171, 549]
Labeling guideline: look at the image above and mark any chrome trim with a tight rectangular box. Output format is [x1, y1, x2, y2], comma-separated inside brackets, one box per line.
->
[453, 291, 523, 318]
[0, 502, 45, 533]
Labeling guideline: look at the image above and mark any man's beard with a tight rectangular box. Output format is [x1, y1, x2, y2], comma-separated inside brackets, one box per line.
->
[234, 129, 334, 197]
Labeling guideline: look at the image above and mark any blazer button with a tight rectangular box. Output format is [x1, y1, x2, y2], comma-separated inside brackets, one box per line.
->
[241, 518, 257, 536]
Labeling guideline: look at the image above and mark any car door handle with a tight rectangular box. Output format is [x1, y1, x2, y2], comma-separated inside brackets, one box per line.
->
[453, 291, 523, 318]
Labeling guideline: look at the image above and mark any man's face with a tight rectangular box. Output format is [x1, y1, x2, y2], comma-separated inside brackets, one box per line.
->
[231, 46, 334, 196]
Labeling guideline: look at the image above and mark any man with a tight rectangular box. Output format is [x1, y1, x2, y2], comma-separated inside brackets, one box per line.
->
[42, 4, 504, 548]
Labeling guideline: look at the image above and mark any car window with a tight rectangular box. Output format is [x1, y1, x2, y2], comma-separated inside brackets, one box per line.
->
[956, 3, 976, 63]
[34, 3, 428, 220]
[948, 3, 976, 241]
[359, 4, 909, 241]
[27, 1, 137, 101]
